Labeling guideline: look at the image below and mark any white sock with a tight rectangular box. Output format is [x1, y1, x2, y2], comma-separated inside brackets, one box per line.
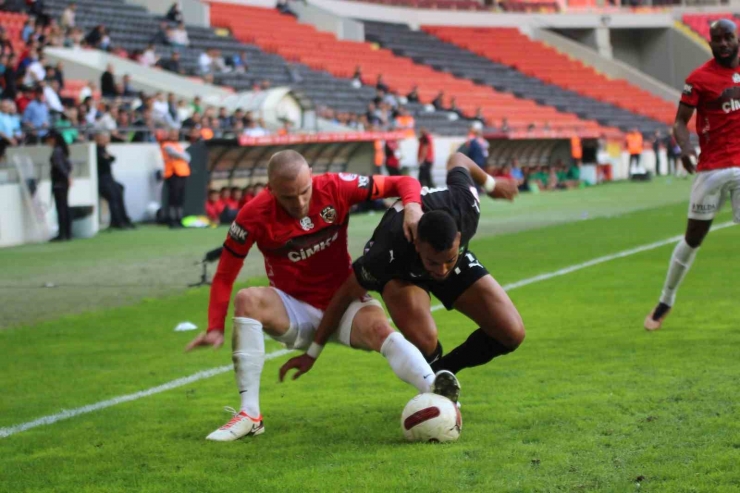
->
[232, 317, 265, 418]
[659, 239, 698, 307]
[380, 332, 435, 393]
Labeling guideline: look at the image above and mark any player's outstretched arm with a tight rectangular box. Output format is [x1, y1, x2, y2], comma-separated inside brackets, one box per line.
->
[674, 103, 697, 174]
[446, 152, 518, 201]
[369, 175, 423, 242]
[185, 248, 247, 352]
[279, 272, 366, 381]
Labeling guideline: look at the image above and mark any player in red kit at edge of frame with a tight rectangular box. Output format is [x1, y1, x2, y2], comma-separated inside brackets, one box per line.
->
[186, 150, 448, 441]
[645, 19, 740, 330]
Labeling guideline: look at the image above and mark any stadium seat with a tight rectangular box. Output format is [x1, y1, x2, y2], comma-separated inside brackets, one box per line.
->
[424, 26, 677, 127]
[210, 3, 612, 135]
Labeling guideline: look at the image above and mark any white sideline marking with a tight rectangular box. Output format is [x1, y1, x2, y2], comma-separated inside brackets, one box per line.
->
[1, 221, 734, 439]
[0, 349, 293, 439]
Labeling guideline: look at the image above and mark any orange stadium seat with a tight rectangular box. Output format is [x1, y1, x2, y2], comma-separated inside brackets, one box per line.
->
[209, 3, 615, 134]
[424, 26, 677, 126]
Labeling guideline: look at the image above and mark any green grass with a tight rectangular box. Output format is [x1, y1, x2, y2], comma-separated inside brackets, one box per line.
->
[2, 177, 740, 492]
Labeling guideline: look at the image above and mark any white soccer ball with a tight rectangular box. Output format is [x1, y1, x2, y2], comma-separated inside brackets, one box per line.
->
[401, 393, 462, 443]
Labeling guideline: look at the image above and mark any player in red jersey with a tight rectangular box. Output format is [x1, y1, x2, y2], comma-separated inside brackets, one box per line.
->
[185, 150, 445, 441]
[645, 19, 740, 330]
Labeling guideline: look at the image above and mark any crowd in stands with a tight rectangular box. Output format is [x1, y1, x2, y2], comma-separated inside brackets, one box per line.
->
[205, 182, 265, 225]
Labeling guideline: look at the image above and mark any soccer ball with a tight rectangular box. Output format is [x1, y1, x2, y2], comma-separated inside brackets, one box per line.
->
[401, 393, 462, 443]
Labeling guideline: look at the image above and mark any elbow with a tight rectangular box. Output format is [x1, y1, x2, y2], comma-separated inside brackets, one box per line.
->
[446, 152, 469, 171]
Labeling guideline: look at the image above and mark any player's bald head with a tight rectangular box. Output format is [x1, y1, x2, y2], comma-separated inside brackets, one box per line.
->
[710, 18, 737, 36]
[267, 150, 309, 182]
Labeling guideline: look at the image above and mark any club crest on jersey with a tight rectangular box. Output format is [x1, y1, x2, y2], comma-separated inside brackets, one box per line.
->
[358, 175, 370, 189]
[320, 206, 337, 224]
[299, 216, 314, 231]
[733, 73, 740, 84]
[339, 173, 357, 182]
[228, 222, 248, 244]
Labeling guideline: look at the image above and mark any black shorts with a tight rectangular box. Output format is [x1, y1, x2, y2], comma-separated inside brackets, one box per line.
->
[415, 250, 489, 310]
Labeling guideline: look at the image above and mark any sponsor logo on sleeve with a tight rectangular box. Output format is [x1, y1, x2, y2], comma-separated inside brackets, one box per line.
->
[683, 83, 693, 96]
[228, 222, 248, 244]
[734, 73, 740, 84]
[358, 175, 370, 189]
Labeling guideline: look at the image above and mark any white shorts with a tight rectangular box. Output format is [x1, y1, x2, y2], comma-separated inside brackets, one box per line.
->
[269, 288, 382, 350]
[688, 167, 740, 222]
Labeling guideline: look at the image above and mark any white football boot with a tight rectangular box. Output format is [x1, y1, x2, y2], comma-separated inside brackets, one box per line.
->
[431, 370, 461, 404]
[206, 407, 264, 441]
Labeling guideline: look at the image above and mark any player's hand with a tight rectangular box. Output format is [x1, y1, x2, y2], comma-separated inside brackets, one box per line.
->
[184, 330, 224, 352]
[489, 178, 518, 201]
[680, 151, 697, 174]
[279, 354, 316, 382]
[403, 202, 423, 242]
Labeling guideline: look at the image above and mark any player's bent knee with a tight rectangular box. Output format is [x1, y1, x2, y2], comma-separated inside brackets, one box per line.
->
[352, 310, 394, 352]
[233, 287, 269, 318]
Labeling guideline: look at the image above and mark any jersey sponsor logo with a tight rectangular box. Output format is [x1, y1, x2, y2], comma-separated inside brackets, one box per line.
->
[287, 231, 340, 262]
[228, 222, 248, 244]
[299, 216, 314, 231]
[339, 173, 357, 181]
[683, 83, 693, 96]
[320, 205, 337, 224]
[734, 73, 740, 84]
[358, 175, 370, 189]
[722, 98, 740, 113]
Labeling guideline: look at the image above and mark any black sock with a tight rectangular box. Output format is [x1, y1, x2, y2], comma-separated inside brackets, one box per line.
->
[431, 328, 513, 374]
[425, 341, 443, 365]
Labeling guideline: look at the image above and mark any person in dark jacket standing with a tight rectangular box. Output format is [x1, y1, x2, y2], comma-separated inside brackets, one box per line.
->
[46, 129, 72, 241]
[96, 131, 133, 229]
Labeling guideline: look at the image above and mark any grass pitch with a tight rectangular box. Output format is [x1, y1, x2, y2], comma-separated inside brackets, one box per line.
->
[2, 177, 739, 492]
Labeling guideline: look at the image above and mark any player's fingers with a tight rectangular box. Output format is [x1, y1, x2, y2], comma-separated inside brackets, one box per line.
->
[184, 335, 204, 352]
[403, 223, 412, 242]
[278, 363, 291, 382]
[292, 369, 304, 380]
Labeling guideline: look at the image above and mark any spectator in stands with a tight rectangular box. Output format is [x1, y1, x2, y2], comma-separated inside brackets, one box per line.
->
[132, 108, 156, 143]
[60, 2, 75, 30]
[394, 105, 414, 134]
[407, 85, 420, 104]
[22, 50, 44, 86]
[570, 135, 582, 167]
[0, 99, 22, 157]
[42, 79, 63, 114]
[432, 91, 445, 111]
[158, 51, 184, 75]
[2, 53, 17, 98]
[139, 43, 158, 67]
[101, 64, 116, 97]
[0, 30, 13, 57]
[625, 128, 643, 175]
[168, 22, 189, 48]
[462, 125, 488, 169]
[46, 129, 72, 241]
[667, 128, 679, 175]
[121, 74, 134, 97]
[376, 74, 389, 93]
[181, 110, 201, 130]
[217, 107, 231, 128]
[276, 0, 296, 17]
[198, 48, 213, 76]
[151, 22, 170, 45]
[54, 106, 79, 144]
[351, 65, 363, 88]
[22, 86, 49, 142]
[166, 2, 183, 24]
[28, 0, 49, 27]
[96, 131, 134, 229]
[63, 26, 83, 48]
[21, 19, 33, 43]
[501, 117, 510, 133]
[229, 50, 248, 73]
[509, 158, 526, 191]
[176, 99, 191, 122]
[160, 128, 190, 228]
[77, 80, 94, 102]
[190, 95, 202, 115]
[448, 96, 461, 117]
[384, 139, 400, 176]
[205, 188, 223, 223]
[243, 119, 268, 137]
[227, 186, 242, 210]
[473, 107, 486, 127]
[417, 127, 434, 188]
[85, 25, 109, 50]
